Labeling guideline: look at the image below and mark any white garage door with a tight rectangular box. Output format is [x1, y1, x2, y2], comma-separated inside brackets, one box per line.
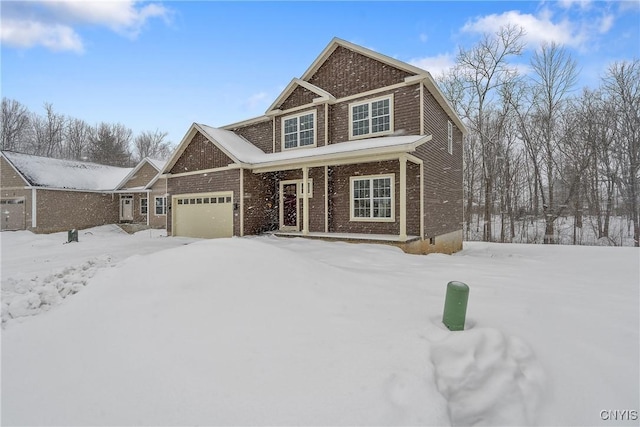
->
[173, 192, 233, 239]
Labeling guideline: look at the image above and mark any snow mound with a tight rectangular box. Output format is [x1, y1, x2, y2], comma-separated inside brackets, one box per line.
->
[2, 255, 113, 325]
[429, 327, 546, 426]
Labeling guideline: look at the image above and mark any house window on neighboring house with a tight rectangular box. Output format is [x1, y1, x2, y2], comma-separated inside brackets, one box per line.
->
[448, 120, 453, 154]
[349, 95, 393, 139]
[140, 198, 148, 215]
[155, 196, 167, 215]
[282, 111, 316, 149]
[350, 174, 394, 221]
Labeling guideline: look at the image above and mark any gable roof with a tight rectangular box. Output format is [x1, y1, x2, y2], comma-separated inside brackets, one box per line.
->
[266, 78, 336, 114]
[115, 157, 166, 191]
[301, 37, 428, 82]
[1, 151, 132, 191]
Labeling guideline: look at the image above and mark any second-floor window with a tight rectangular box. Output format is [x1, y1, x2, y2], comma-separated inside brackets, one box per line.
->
[350, 95, 393, 139]
[283, 111, 315, 149]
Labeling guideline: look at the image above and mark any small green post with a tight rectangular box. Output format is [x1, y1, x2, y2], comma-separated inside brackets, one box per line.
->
[67, 229, 78, 243]
[443, 281, 469, 331]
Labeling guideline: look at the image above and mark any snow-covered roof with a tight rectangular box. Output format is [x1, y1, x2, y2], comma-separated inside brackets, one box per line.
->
[197, 123, 429, 168]
[147, 158, 167, 171]
[2, 151, 132, 191]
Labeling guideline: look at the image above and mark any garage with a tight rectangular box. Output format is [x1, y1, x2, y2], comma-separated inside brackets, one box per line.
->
[172, 192, 233, 238]
[1, 198, 26, 231]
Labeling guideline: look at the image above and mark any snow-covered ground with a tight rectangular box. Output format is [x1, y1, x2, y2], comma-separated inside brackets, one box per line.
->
[1, 227, 638, 426]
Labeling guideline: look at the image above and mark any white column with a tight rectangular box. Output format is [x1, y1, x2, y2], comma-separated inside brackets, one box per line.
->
[399, 156, 407, 240]
[239, 168, 244, 236]
[302, 166, 309, 235]
[324, 165, 329, 233]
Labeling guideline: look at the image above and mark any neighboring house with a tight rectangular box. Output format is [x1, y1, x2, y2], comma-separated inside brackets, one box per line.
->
[162, 38, 467, 254]
[114, 158, 168, 229]
[0, 151, 167, 233]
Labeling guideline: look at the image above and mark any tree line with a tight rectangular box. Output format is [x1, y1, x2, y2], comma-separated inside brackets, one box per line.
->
[0, 99, 173, 167]
[438, 25, 639, 247]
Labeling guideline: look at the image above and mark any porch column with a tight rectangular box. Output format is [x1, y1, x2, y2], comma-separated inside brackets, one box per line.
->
[302, 166, 309, 236]
[399, 156, 407, 240]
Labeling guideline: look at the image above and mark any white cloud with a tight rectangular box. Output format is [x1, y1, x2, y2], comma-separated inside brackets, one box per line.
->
[462, 10, 586, 48]
[1, 19, 84, 53]
[0, 1, 171, 53]
[409, 53, 456, 77]
[557, 0, 592, 10]
[598, 14, 614, 33]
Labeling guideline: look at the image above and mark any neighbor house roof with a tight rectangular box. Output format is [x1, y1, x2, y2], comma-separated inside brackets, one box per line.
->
[1, 151, 133, 191]
[115, 157, 167, 191]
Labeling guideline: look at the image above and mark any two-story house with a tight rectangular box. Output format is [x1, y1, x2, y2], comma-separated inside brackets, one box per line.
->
[162, 38, 466, 254]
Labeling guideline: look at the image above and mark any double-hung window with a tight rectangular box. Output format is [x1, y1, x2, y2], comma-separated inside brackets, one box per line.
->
[349, 95, 393, 139]
[140, 198, 148, 215]
[350, 174, 394, 221]
[155, 196, 167, 215]
[283, 111, 316, 149]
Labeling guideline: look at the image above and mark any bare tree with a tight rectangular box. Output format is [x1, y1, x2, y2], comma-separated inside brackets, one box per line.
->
[602, 59, 640, 246]
[514, 42, 580, 243]
[454, 24, 526, 241]
[133, 129, 172, 162]
[65, 118, 91, 161]
[1, 98, 31, 152]
[28, 103, 66, 158]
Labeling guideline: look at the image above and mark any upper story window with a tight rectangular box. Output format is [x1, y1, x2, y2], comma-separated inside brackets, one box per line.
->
[349, 95, 394, 140]
[282, 111, 316, 150]
[448, 120, 453, 154]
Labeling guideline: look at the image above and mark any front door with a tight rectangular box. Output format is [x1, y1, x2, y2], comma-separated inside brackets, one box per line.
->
[280, 183, 298, 230]
[120, 196, 134, 221]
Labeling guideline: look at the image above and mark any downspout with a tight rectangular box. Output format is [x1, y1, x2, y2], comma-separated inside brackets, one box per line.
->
[302, 166, 309, 236]
[324, 165, 328, 233]
[399, 156, 407, 241]
[31, 188, 37, 229]
[239, 168, 244, 236]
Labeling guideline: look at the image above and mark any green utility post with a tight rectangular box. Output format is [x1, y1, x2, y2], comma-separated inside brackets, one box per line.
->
[67, 229, 78, 243]
[442, 281, 469, 331]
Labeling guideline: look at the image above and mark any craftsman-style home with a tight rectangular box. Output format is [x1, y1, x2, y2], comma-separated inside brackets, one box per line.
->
[162, 38, 466, 254]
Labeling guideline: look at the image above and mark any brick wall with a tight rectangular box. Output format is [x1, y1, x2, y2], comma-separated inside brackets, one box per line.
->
[170, 131, 233, 174]
[418, 88, 464, 238]
[1, 157, 32, 229]
[231, 120, 274, 154]
[148, 178, 167, 229]
[279, 85, 316, 111]
[308, 46, 412, 98]
[35, 189, 119, 233]
[122, 162, 158, 189]
[329, 161, 401, 235]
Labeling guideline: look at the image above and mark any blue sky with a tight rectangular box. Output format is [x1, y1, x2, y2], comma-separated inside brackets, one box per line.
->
[2, 1, 639, 147]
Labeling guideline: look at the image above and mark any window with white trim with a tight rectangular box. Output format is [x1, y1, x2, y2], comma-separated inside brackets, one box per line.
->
[349, 96, 393, 139]
[140, 198, 148, 215]
[448, 120, 453, 154]
[155, 196, 167, 215]
[350, 175, 394, 221]
[282, 111, 315, 149]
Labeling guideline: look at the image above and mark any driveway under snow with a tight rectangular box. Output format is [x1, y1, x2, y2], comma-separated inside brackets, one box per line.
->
[1, 227, 638, 426]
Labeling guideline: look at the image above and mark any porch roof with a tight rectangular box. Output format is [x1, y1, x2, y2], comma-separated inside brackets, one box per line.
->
[197, 123, 430, 171]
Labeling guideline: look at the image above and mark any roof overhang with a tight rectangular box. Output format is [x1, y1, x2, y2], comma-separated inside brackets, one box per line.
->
[250, 135, 431, 173]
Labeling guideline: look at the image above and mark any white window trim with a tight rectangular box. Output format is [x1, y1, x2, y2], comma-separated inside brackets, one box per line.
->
[448, 120, 453, 154]
[349, 173, 395, 222]
[140, 197, 148, 215]
[154, 196, 167, 216]
[281, 110, 317, 151]
[348, 94, 394, 141]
